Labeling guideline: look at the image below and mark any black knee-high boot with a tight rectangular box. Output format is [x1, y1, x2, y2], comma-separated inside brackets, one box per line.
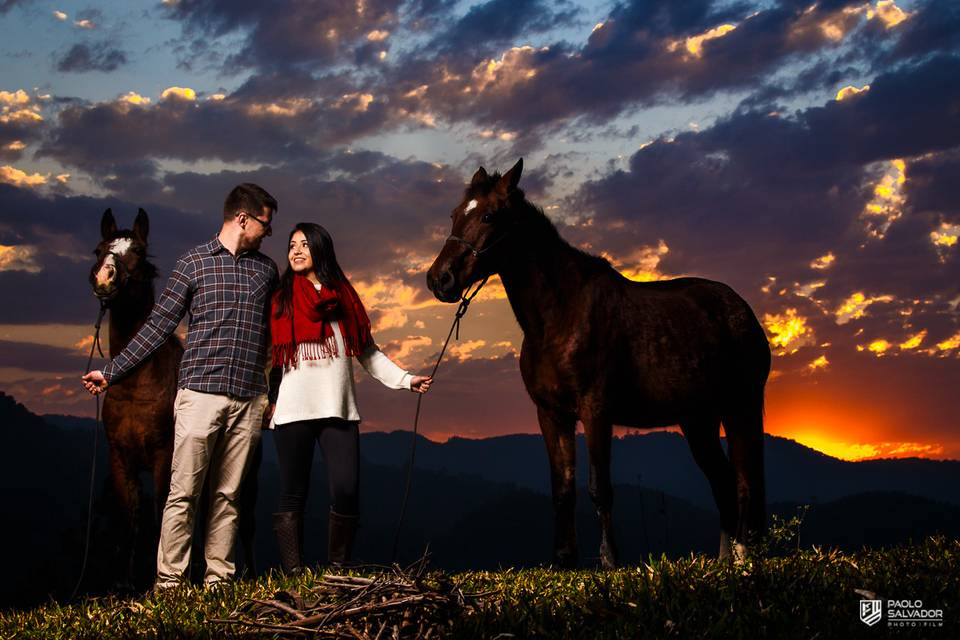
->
[327, 509, 358, 566]
[273, 511, 303, 574]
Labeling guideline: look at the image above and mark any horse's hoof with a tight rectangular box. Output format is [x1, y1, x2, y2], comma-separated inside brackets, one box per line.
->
[599, 542, 617, 569]
[718, 531, 732, 560]
[553, 550, 578, 569]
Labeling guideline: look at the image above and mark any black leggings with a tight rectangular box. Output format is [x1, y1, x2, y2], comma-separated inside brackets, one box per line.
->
[274, 417, 359, 515]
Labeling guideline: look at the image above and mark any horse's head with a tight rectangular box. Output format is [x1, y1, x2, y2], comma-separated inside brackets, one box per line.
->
[90, 208, 154, 302]
[427, 158, 523, 302]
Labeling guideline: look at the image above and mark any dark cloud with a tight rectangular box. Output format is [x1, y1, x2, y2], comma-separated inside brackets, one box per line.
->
[0, 183, 217, 324]
[0, 148, 471, 324]
[163, 0, 403, 73]
[379, 0, 960, 145]
[887, 0, 960, 64]
[905, 147, 960, 221]
[567, 53, 960, 360]
[403, 0, 459, 32]
[424, 0, 580, 57]
[37, 82, 387, 173]
[0, 340, 90, 372]
[0, 0, 31, 13]
[55, 42, 128, 73]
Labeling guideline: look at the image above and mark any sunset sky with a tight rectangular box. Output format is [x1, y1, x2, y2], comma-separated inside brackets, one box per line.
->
[0, 0, 958, 461]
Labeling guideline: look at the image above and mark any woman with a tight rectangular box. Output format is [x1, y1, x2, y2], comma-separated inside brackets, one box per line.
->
[266, 222, 432, 573]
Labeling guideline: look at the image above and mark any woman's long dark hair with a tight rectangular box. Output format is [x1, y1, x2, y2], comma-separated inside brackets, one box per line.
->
[274, 222, 348, 318]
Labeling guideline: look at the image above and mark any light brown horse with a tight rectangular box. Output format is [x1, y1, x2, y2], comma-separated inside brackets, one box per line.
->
[427, 160, 770, 567]
[90, 208, 182, 584]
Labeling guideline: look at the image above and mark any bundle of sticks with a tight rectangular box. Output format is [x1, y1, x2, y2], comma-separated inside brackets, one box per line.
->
[209, 555, 493, 638]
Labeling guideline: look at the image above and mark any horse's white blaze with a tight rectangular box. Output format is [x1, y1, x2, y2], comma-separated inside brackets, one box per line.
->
[464, 199, 478, 214]
[109, 237, 133, 256]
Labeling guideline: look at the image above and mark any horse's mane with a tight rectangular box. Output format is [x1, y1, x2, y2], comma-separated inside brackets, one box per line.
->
[467, 171, 615, 275]
[511, 188, 614, 276]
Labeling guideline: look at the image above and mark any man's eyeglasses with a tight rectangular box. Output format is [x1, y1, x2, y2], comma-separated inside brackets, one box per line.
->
[243, 211, 272, 235]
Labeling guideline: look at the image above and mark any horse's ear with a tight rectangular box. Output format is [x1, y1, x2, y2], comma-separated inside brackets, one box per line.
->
[498, 158, 523, 193]
[101, 208, 117, 240]
[133, 208, 149, 243]
[470, 166, 488, 187]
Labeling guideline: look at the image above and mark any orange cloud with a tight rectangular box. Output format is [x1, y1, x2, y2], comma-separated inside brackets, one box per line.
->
[898, 330, 926, 351]
[0, 244, 42, 273]
[867, 1, 911, 28]
[667, 24, 737, 59]
[810, 252, 836, 270]
[861, 159, 906, 239]
[807, 354, 829, 372]
[449, 339, 486, 360]
[763, 308, 815, 354]
[836, 84, 870, 101]
[601, 240, 670, 282]
[0, 166, 46, 188]
[834, 291, 895, 324]
[381, 335, 433, 364]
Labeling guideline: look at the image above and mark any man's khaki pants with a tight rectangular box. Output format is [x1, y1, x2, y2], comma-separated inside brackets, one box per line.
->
[156, 388, 266, 587]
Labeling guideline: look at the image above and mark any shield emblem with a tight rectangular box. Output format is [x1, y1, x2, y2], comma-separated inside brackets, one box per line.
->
[860, 600, 882, 626]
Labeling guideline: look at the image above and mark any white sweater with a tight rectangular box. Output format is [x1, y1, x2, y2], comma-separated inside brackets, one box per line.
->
[270, 302, 412, 427]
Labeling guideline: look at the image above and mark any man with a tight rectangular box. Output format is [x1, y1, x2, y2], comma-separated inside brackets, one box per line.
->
[83, 183, 279, 589]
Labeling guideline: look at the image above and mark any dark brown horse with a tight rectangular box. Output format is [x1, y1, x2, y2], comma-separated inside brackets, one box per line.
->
[89, 209, 262, 585]
[90, 208, 182, 583]
[427, 159, 771, 567]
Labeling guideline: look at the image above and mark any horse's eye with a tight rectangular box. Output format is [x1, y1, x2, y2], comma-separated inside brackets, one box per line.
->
[481, 213, 493, 223]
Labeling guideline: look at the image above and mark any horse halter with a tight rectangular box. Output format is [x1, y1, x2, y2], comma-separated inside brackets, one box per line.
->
[93, 250, 130, 302]
[445, 226, 511, 258]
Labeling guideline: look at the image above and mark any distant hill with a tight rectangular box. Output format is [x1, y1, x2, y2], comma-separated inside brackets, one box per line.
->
[359, 430, 960, 509]
[0, 392, 956, 610]
[42, 413, 960, 509]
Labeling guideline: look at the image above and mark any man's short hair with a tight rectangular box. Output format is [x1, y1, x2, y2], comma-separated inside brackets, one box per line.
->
[223, 183, 278, 221]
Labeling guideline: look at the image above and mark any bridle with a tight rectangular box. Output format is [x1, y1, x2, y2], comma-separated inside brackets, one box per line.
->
[92, 250, 132, 302]
[444, 213, 515, 258]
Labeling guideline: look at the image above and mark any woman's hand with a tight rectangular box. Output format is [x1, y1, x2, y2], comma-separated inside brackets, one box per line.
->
[410, 375, 433, 394]
[262, 403, 276, 429]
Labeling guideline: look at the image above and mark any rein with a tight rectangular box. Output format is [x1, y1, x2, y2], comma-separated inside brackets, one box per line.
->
[391, 275, 489, 562]
[70, 300, 107, 601]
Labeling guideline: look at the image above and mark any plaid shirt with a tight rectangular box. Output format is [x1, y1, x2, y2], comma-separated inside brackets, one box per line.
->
[103, 236, 279, 398]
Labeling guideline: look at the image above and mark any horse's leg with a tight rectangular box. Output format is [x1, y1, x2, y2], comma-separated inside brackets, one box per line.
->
[152, 443, 173, 529]
[237, 438, 262, 577]
[582, 414, 618, 569]
[537, 405, 578, 568]
[680, 417, 737, 560]
[722, 401, 767, 562]
[108, 446, 139, 589]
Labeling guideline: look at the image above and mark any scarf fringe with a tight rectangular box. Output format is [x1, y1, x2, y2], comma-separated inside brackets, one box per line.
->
[273, 334, 342, 369]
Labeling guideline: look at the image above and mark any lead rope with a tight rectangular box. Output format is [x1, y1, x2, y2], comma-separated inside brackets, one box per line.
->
[70, 301, 107, 601]
[391, 276, 489, 563]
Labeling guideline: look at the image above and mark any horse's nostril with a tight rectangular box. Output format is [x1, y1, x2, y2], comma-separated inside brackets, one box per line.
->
[439, 271, 453, 289]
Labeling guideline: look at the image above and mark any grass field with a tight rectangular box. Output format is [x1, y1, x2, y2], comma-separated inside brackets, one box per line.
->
[2, 531, 956, 639]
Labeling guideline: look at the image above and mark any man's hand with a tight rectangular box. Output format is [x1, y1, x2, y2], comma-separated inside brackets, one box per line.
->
[262, 403, 276, 429]
[410, 375, 433, 394]
[81, 370, 108, 395]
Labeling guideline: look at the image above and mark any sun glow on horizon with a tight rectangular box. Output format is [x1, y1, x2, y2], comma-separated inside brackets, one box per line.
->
[777, 429, 946, 461]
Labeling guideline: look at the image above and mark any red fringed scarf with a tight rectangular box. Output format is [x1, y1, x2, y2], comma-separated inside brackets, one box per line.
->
[271, 274, 372, 368]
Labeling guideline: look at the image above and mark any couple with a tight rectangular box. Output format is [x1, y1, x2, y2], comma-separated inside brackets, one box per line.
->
[82, 183, 432, 589]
